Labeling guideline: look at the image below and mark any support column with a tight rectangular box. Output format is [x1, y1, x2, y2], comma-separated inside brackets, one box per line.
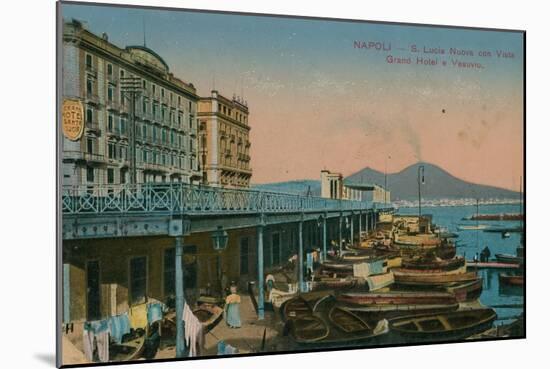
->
[322, 215, 327, 262]
[338, 213, 343, 255]
[350, 214, 354, 247]
[175, 237, 187, 358]
[298, 219, 305, 292]
[257, 222, 265, 320]
[359, 211, 362, 239]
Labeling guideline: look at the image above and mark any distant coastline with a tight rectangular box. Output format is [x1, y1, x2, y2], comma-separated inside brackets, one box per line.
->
[393, 198, 521, 208]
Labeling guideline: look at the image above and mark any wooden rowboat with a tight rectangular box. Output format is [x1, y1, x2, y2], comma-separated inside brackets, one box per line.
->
[392, 265, 467, 275]
[281, 291, 333, 321]
[393, 271, 478, 287]
[286, 316, 330, 343]
[336, 291, 457, 306]
[192, 304, 224, 333]
[495, 253, 524, 264]
[402, 257, 465, 271]
[389, 308, 497, 341]
[445, 278, 483, 302]
[499, 273, 524, 286]
[109, 327, 147, 362]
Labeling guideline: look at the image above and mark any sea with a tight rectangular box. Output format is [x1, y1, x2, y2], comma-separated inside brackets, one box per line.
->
[397, 203, 524, 325]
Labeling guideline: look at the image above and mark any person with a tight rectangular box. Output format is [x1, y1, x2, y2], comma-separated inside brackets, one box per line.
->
[143, 321, 160, 360]
[481, 246, 491, 263]
[224, 283, 242, 328]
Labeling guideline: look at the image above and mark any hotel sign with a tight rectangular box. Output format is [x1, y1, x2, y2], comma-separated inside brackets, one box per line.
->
[62, 99, 84, 141]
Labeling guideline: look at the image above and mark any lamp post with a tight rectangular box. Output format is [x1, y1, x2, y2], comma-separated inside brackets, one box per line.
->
[417, 165, 425, 219]
[211, 226, 229, 293]
[384, 155, 391, 205]
[120, 77, 142, 184]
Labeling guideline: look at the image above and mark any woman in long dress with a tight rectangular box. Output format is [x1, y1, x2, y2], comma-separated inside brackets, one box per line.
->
[224, 284, 242, 328]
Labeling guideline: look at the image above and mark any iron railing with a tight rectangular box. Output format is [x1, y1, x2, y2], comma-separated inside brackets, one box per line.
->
[62, 183, 384, 215]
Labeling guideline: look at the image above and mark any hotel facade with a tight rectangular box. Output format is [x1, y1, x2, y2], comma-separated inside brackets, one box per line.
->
[62, 19, 201, 187]
[198, 90, 252, 188]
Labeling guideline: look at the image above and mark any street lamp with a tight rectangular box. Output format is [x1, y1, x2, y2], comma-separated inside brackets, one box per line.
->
[417, 165, 425, 219]
[211, 226, 229, 293]
[211, 225, 229, 251]
[384, 155, 391, 205]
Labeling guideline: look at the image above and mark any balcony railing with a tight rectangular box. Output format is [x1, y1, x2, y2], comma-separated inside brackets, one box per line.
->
[62, 183, 385, 215]
[63, 151, 106, 164]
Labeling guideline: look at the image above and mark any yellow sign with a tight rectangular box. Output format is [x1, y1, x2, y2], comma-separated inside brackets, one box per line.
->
[62, 99, 84, 141]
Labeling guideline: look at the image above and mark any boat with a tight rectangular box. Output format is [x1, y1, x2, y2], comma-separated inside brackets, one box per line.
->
[389, 308, 497, 341]
[444, 278, 483, 302]
[286, 315, 330, 343]
[336, 291, 458, 306]
[281, 291, 333, 321]
[311, 277, 362, 291]
[494, 253, 524, 264]
[393, 271, 478, 287]
[499, 273, 524, 287]
[109, 326, 147, 362]
[402, 256, 465, 271]
[392, 265, 467, 275]
[192, 304, 224, 333]
[457, 224, 488, 231]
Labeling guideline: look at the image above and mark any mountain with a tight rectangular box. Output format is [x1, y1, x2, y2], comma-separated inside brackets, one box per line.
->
[346, 162, 520, 201]
[252, 162, 520, 200]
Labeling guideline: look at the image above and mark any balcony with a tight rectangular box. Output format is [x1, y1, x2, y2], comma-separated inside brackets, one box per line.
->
[106, 99, 121, 112]
[84, 91, 100, 105]
[85, 64, 97, 77]
[85, 119, 101, 134]
[63, 150, 106, 165]
[106, 74, 118, 85]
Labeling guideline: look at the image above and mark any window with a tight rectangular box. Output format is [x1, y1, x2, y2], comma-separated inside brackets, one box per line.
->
[120, 69, 125, 78]
[163, 248, 176, 297]
[87, 138, 94, 154]
[107, 114, 113, 132]
[240, 237, 249, 275]
[107, 168, 114, 184]
[129, 257, 147, 305]
[272, 233, 281, 266]
[86, 108, 93, 123]
[178, 96, 181, 106]
[107, 63, 113, 76]
[161, 88, 165, 98]
[152, 84, 156, 94]
[107, 85, 114, 101]
[120, 118, 126, 135]
[142, 80, 146, 89]
[85, 54, 92, 68]
[86, 78, 93, 94]
[108, 142, 116, 159]
[170, 131, 175, 145]
[142, 98, 147, 113]
[86, 166, 94, 182]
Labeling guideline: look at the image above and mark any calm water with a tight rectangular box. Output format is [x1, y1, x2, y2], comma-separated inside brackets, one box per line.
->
[397, 204, 524, 324]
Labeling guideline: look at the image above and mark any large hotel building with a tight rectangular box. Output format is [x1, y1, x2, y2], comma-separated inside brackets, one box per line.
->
[62, 20, 203, 186]
[198, 91, 252, 188]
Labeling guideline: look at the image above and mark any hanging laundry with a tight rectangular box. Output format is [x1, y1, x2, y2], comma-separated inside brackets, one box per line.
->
[128, 303, 148, 329]
[108, 313, 131, 344]
[147, 303, 164, 325]
[83, 319, 110, 363]
[183, 303, 203, 357]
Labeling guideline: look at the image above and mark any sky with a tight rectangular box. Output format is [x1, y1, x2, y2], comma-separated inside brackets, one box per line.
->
[61, 3, 524, 190]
